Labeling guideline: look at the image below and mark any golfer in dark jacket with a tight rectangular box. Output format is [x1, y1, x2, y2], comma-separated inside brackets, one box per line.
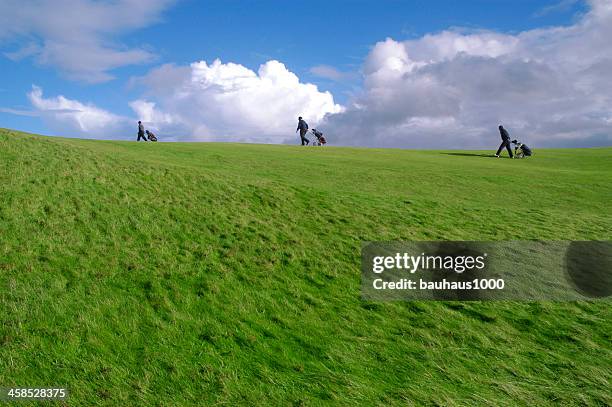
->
[495, 125, 513, 158]
[137, 121, 147, 141]
[296, 117, 309, 146]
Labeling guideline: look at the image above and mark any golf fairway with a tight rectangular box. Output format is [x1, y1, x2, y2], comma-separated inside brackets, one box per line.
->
[1, 129, 611, 405]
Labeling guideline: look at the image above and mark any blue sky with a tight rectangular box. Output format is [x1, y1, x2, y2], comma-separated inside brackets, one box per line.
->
[2, 0, 609, 148]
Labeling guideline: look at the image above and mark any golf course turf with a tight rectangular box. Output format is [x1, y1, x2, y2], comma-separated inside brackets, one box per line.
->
[1, 128, 610, 405]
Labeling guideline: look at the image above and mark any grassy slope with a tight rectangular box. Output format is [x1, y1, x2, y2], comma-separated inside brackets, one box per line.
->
[0, 128, 610, 406]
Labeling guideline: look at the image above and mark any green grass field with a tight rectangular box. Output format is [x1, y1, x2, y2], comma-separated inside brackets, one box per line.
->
[1, 128, 611, 406]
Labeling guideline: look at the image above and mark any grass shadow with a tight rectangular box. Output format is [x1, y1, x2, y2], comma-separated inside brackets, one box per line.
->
[442, 152, 505, 158]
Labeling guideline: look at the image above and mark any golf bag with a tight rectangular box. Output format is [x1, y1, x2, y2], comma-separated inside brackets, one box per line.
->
[310, 129, 327, 146]
[145, 131, 158, 142]
[511, 140, 532, 158]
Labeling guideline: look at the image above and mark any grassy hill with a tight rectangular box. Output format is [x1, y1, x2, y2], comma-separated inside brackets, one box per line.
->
[1, 128, 610, 406]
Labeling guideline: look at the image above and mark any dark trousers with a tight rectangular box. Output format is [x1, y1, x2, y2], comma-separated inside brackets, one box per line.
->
[496, 139, 513, 157]
[300, 129, 309, 145]
[137, 132, 147, 141]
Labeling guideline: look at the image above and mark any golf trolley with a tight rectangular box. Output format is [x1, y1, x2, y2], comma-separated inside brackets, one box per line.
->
[511, 140, 532, 158]
[145, 131, 158, 142]
[310, 129, 327, 146]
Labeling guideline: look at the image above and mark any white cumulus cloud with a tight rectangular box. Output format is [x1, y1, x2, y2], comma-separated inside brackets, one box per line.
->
[322, 0, 612, 148]
[28, 85, 131, 138]
[131, 59, 343, 142]
[0, 0, 176, 82]
[23, 60, 343, 142]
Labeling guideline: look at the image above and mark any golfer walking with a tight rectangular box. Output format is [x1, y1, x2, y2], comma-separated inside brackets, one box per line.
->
[137, 121, 147, 141]
[495, 125, 513, 158]
[296, 116, 310, 146]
